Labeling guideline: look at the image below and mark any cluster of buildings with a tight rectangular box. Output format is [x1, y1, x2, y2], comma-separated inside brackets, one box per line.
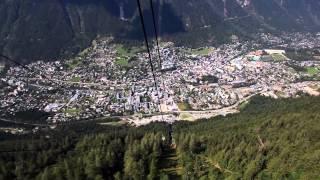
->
[0, 33, 319, 126]
[246, 49, 287, 61]
[259, 32, 320, 51]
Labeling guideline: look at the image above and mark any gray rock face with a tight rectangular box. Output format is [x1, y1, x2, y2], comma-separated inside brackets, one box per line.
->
[1, 0, 320, 61]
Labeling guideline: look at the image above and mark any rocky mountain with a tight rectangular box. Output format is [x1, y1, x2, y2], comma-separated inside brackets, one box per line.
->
[1, 0, 320, 61]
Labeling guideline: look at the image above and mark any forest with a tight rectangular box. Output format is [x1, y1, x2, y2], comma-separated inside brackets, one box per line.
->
[0, 96, 319, 180]
[286, 48, 320, 61]
[174, 96, 320, 179]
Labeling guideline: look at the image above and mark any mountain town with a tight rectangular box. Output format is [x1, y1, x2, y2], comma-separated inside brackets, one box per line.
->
[1, 32, 319, 128]
[1, 1, 320, 179]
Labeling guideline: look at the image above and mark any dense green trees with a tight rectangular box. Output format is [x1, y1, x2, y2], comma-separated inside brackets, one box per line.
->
[35, 127, 167, 180]
[1, 96, 320, 179]
[286, 48, 320, 61]
[173, 96, 320, 179]
[0, 122, 168, 180]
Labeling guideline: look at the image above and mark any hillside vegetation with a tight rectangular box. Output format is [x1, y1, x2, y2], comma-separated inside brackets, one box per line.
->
[174, 96, 320, 179]
[0, 96, 319, 179]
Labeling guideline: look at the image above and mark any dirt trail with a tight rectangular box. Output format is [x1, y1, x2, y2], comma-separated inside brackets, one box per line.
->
[257, 135, 266, 151]
[158, 146, 181, 179]
[206, 158, 234, 174]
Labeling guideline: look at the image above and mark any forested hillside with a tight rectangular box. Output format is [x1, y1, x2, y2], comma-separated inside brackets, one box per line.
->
[174, 96, 320, 179]
[0, 122, 170, 180]
[0, 96, 320, 179]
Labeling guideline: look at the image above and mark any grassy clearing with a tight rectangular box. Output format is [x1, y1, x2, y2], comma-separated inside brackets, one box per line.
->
[271, 53, 289, 61]
[71, 76, 81, 82]
[64, 108, 80, 115]
[78, 47, 90, 57]
[66, 58, 82, 69]
[116, 44, 143, 57]
[306, 67, 320, 76]
[188, 47, 213, 56]
[179, 113, 194, 121]
[238, 101, 249, 111]
[115, 57, 130, 67]
[177, 102, 193, 111]
[115, 44, 143, 68]
[116, 44, 130, 56]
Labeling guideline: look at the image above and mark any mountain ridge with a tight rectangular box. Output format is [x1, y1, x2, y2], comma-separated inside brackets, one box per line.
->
[1, 0, 320, 61]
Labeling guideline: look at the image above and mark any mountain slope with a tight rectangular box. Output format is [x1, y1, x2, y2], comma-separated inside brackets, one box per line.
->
[1, 96, 319, 179]
[1, 0, 320, 61]
[174, 96, 320, 179]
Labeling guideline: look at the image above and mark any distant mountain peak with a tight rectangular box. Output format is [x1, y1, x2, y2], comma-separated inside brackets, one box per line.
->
[1, 0, 320, 61]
